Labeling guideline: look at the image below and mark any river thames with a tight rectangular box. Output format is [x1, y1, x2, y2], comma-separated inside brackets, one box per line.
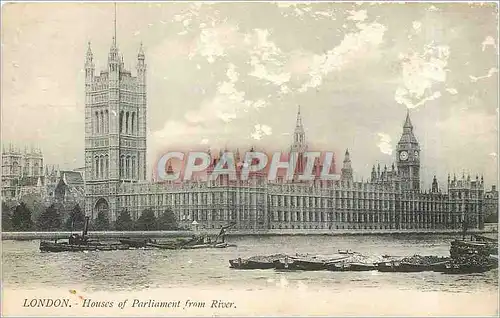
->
[2, 234, 499, 316]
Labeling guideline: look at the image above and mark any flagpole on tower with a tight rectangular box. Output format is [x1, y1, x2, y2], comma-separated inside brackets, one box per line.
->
[113, 2, 117, 45]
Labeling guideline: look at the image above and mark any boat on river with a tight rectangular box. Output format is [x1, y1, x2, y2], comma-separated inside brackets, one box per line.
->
[40, 240, 129, 252]
[229, 254, 288, 269]
[119, 238, 153, 248]
[273, 254, 349, 271]
[39, 217, 130, 253]
[143, 224, 238, 250]
[442, 255, 498, 274]
[376, 255, 450, 273]
[326, 262, 376, 272]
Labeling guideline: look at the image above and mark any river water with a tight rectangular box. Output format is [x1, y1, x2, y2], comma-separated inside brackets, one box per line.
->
[2, 234, 499, 316]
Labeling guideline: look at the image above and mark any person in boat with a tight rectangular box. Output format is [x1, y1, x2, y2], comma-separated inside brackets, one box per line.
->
[218, 227, 227, 243]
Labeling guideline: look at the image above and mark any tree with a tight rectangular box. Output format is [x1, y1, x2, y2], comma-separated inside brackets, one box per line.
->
[11, 202, 34, 231]
[115, 209, 134, 231]
[2, 201, 13, 231]
[64, 204, 86, 231]
[157, 208, 178, 230]
[93, 211, 110, 231]
[36, 204, 62, 231]
[19, 193, 45, 222]
[135, 208, 157, 231]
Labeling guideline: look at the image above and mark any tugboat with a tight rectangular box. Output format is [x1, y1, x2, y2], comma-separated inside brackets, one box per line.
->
[39, 217, 130, 252]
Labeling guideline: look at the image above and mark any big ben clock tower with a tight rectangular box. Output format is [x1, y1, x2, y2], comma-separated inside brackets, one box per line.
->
[396, 110, 420, 192]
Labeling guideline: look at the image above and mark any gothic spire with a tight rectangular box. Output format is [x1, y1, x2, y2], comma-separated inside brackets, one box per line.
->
[138, 41, 145, 60]
[398, 109, 418, 145]
[86, 41, 93, 62]
[113, 2, 117, 47]
[296, 105, 302, 127]
[404, 108, 413, 130]
[109, 2, 119, 63]
[343, 148, 350, 162]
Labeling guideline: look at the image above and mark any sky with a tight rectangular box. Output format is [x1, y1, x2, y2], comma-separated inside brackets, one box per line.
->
[1, 1, 498, 189]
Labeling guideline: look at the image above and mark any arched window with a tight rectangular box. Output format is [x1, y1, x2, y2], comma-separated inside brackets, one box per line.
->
[126, 156, 130, 179]
[131, 112, 135, 135]
[95, 111, 100, 134]
[100, 111, 104, 135]
[95, 156, 99, 179]
[104, 110, 109, 133]
[119, 111, 124, 133]
[100, 156, 104, 179]
[105, 155, 109, 178]
[132, 156, 136, 179]
[136, 112, 139, 135]
[120, 155, 125, 178]
[125, 112, 130, 134]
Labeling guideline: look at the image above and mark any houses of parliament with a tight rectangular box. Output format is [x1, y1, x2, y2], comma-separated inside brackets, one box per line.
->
[80, 29, 497, 232]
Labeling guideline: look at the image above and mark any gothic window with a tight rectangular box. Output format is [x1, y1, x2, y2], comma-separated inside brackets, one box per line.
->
[95, 156, 99, 179]
[105, 110, 109, 133]
[25, 163, 30, 176]
[126, 112, 130, 134]
[120, 155, 124, 178]
[131, 112, 136, 135]
[95, 111, 100, 134]
[100, 156, 104, 179]
[126, 156, 130, 179]
[105, 155, 109, 178]
[100, 111, 104, 135]
[119, 111, 124, 133]
[136, 112, 139, 134]
[132, 156, 136, 179]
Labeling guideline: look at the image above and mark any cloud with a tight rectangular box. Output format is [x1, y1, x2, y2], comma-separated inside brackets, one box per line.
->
[251, 124, 273, 140]
[394, 43, 450, 109]
[412, 21, 422, 33]
[299, 21, 387, 92]
[446, 88, 458, 95]
[184, 63, 248, 123]
[347, 10, 367, 22]
[189, 24, 241, 64]
[377, 133, 393, 155]
[469, 68, 498, 82]
[481, 36, 497, 52]
[396, 90, 442, 109]
[246, 29, 291, 87]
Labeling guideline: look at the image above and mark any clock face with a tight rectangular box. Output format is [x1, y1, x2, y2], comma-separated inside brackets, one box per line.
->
[414, 151, 419, 159]
[399, 151, 409, 161]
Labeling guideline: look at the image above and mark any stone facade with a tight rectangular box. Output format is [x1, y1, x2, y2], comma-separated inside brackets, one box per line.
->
[83, 35, 489, 231]
[1, 144, 44, 199]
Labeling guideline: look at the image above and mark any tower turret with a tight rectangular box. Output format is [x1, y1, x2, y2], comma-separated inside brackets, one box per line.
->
[396, 110, 420, 192]
[371, 165, 377, 182]
[341, 149, 353, 182]
[85, 42, 95, 84]
[432, 175, 439, 193]
[291, 105, 306, 153]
